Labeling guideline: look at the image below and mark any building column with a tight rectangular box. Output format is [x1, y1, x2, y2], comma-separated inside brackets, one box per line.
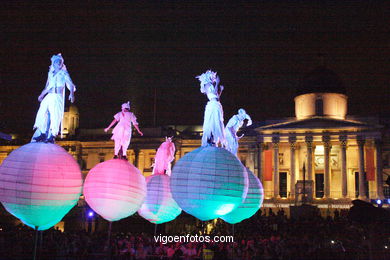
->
[339, 135, 348, 198]
[323, 134, 331, 198]
[247, 145, 255, 174]
[134, 148, 140, 168]
[289, 136, 297, 199]
[375, 139, 384, 199]
[272, 136, 280, 197]
[256, 136, 264, 180]
[357, 136, 367, 200]
[305, 135, 314, 181]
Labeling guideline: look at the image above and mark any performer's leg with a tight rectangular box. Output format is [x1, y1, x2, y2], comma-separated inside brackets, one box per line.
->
[46, 96, 63, 139]
[114, 140, 121, 157]
[32, 98, 50, 142]
[122, 139, 131, 158]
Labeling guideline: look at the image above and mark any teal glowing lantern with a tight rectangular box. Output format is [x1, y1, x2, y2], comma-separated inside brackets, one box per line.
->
[221, 168, 264, 224]
[138, 174, 181, 224]
[170, 146, 248, 221]
[83, 159, 146, 222]
[0, 143, 83, 230]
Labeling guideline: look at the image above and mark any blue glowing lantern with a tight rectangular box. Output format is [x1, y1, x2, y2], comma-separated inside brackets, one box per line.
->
[138, 174, 181, 224]
[221, 168, 264, 224]
[0, 143, 83, 230]
[170, 146, 248, 221]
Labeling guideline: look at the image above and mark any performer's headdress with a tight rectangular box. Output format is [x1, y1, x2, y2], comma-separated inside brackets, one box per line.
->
[196, 70, 217, 93]
[49, 53, 67, 72]
[122, 101, 131, 110]
[238, 108, 252, 126]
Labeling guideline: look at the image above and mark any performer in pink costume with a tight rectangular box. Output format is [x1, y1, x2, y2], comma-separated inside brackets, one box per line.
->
[105, 102, 143, 160]
[153, 137, 175, 176]
[32, 54, 76, 143]
[224, 108, 252, 157]
[196, 70, 226, 147]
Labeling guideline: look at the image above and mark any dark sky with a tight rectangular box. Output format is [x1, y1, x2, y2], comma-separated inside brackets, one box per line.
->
[1, 1, 390, 133]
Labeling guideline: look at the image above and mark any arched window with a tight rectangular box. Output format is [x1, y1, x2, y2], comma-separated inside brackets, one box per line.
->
[315, 97, 323, 116]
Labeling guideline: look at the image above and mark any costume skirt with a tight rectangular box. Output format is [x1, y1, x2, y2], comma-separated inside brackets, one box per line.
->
[202, 100, 225, 147]
[33, 93, 63, 136]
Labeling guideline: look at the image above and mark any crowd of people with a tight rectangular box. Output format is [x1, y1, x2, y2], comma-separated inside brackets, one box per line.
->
[0, 208, 389, 260]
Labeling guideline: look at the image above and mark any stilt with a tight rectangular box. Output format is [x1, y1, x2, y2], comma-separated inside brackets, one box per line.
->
[33, 226, 39, 260]
[107, 221, 112, 260]
[154, 223, 158, 238]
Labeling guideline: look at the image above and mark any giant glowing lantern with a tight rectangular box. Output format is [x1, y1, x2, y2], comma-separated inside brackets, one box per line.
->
[83, 159, 146, 222]
[170, 146, 248, 221]
[138, 174, 181, 224]
[0, 143, 83, 230]
[221, 168, 264, 224]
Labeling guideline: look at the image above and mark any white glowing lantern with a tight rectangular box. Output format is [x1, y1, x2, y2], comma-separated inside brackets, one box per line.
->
[0, 143, 82, 230]
[138, 174, 181, 224]
[221, 168, 264, 224]
[83, 159, 146, 222]
[170, 146, 248, 221]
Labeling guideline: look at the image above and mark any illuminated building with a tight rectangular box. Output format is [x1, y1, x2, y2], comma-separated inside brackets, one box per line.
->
[1, 66, 389, 216]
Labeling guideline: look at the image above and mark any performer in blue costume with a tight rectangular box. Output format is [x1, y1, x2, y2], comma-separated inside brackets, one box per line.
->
[32, 54, 76, 143]
[224, 108, 252, 157]
[196, 70, 226, 147]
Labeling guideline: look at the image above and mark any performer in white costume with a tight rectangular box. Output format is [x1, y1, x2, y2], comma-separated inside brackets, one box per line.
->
[32, 54, 76, 143]
[196, 70, 225, 147]
[105, 101, 143, 160]
[152, 137, 175, 176]
[224, 108, 252, 156]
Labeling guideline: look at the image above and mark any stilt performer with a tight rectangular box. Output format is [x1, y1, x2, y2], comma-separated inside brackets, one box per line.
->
[152, 137, 175, 176]
[224, 108, 252, 156]
[105, 101, 143, 160]
[32, 54, 76, 143]
[196, 70, 225, 147]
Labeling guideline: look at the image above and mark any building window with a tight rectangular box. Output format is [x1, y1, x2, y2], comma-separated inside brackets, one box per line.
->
[315, 98, 323, 116]
[315, 173, 324, 198]
[279, 172, 287, 198]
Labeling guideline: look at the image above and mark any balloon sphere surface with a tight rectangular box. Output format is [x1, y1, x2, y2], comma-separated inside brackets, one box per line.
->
[138, 174, 181, 224]
[83, 159, 146, 222]
[0, 142, 83, 230]
[170, 146, 248, 221]
[221, 168, 264, 224]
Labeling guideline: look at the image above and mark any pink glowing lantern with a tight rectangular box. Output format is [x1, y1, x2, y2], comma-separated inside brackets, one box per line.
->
[83, 159, 146, 222]
[221, 168, 264, 224]
[170, 146, 249, 221]
[138, 174, 181, 224]
[0, 143, 83, 230]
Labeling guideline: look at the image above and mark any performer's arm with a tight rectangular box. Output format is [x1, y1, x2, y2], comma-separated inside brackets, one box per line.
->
[133, 124, 143, 136]
[215, 75, 224, 98]
[104, 119, 118, 132]
[68, 84, 75, 103]
[65, 73, 76, 103]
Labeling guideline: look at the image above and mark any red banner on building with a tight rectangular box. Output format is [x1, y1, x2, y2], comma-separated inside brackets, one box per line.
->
[365, 148, 375, 181]
[264, 149, 273, 181]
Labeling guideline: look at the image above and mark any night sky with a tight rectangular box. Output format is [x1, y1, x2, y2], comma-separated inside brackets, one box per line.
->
[1, 1, 390, 133]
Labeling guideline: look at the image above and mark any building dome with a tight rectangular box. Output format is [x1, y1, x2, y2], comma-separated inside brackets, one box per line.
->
[295, 66, 348, 120]
[297, 66, 346, 96]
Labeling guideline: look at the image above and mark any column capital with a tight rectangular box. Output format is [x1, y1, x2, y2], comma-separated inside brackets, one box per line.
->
[288, 135, 297, 144]
[339, 135, 348, 148]
[305, 135, 313, 149]
[322, 134, 331, 149]
[357, 136, 365, 147]
[272, 136, 280, 145]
